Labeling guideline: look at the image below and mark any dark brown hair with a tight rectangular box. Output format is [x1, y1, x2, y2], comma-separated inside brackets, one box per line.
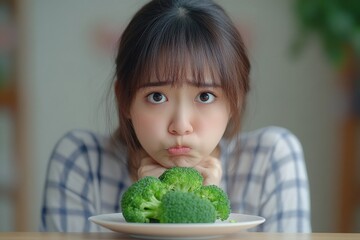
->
[114, 0, 250, 155]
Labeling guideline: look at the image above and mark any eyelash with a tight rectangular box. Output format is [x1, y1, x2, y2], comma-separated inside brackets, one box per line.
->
[146, 92, 167, 104]
[145, 91, 217, 104]
[195, 92, 216, 104]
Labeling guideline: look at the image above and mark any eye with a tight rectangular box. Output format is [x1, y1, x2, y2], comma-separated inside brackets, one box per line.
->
[195, 92, 216, 104]
[147, 92, 167, 104]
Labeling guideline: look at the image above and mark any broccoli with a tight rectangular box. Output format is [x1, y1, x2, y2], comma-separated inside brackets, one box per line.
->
[120, 167, 232, 223]
[195, 185, 231, 221]
[159, 191, 216, 223]
[121, 176, 167, 223]
[158, 167, 203, 192]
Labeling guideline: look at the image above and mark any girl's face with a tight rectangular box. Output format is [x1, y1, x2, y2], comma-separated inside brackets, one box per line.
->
[129, 74, 231, 168]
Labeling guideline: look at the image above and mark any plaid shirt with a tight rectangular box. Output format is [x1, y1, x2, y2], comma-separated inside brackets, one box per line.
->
[40, 126, 311, 232]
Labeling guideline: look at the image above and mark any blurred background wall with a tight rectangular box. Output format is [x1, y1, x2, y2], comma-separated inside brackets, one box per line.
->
[0, 0, 358, 232]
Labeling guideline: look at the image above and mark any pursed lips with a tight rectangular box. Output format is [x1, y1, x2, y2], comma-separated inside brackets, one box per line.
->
[167, 146, 191, 155]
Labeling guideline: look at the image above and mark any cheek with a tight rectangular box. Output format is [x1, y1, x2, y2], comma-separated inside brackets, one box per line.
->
[197, 108, 230, 144]
[131, 112, 165, 147]
[200, 105, 229, 130]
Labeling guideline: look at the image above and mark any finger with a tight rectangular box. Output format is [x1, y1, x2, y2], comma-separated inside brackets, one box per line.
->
[194, 157, 222, 186]
[137, 157, 167, 179]
[197, 167, 222, 186]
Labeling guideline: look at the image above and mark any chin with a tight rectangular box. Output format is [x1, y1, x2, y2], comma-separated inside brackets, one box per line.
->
[169, 157, 199, 168]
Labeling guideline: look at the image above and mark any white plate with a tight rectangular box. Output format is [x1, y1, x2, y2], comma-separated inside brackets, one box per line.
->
[89, 213, 265, 239]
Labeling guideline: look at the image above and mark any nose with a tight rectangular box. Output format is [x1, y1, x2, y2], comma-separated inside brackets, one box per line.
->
[168, 105, 194, 135]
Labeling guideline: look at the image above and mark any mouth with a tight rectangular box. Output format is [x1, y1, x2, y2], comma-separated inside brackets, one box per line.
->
[167, 146, 191, 155]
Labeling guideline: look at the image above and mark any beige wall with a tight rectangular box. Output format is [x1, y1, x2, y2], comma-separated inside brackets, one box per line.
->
[20, 0, 344, 232]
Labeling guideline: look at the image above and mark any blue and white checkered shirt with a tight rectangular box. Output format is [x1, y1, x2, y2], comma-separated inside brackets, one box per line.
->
[40, 126, 311, 232]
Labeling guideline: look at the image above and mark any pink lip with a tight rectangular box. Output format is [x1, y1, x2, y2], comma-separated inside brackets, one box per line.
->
[167, 146, 191, 155]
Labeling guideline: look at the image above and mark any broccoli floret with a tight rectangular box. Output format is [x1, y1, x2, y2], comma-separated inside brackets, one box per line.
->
[159, 167, 203, 192]
[121, 176, 167, 223]
[195, 185, 231, 221]
[120, 167, 232, 224]
[159, 191, 216, 223]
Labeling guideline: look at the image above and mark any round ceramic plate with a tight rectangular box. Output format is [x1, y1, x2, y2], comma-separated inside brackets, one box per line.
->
[89, 213, 265, 239]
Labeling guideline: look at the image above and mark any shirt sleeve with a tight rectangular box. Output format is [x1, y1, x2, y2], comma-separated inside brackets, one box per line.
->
[40, 130, 101, 232]
[256, 128, 311, 232]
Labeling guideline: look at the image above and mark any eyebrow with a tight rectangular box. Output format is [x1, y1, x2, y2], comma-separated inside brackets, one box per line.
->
[139, 80, 221, 88]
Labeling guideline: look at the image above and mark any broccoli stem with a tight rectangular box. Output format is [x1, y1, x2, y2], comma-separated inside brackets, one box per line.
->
[140, 195, 162, 220]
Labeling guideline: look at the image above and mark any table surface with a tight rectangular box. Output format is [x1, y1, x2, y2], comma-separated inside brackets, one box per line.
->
[1, 232, 359, 240]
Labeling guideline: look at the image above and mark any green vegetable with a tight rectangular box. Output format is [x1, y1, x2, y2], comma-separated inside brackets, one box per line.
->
[158, 167, 203, 192]
[120, 167, 231, 223]
[195, 185, 231, 221]
[159, 191, 216, 223]
[121, 176, 167, 223]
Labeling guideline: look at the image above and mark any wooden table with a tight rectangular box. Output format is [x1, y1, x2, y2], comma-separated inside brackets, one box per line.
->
[0, 232, 359, 240]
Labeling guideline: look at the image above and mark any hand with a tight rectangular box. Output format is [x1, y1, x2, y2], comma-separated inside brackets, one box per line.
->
[137, 155, 167, 180]
[194, 155, 222, 186]
[136, 147, 222, 186]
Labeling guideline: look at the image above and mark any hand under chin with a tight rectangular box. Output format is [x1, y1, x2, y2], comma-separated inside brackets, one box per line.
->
[166, 156, 202, 168]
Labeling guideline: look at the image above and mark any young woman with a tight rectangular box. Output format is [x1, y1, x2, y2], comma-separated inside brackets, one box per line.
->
[40, 0, 311, 232]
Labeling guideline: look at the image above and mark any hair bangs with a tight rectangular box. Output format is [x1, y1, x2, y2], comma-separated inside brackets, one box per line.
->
[133, 19, 224, 88]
